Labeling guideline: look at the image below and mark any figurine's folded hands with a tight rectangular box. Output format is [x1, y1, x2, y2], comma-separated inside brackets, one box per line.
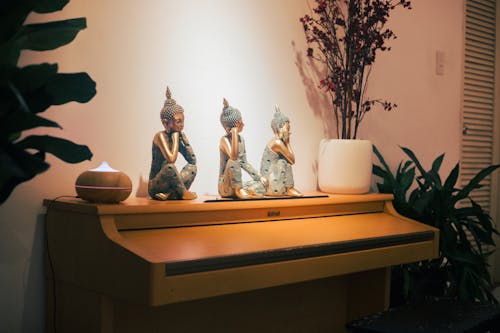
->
[155, 131, 179, 163]
[229, 127, 239, 160]
[271, 139, 295, 165]
[220, 127, 240, 161]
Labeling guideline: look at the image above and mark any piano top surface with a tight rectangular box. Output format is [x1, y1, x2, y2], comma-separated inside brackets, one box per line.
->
[44, 192, 393, 215]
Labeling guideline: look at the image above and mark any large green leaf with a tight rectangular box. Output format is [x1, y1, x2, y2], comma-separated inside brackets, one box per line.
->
[373, 144, 393, 179]
[16, 18, 87, 52]
[428, 153, 444, 189]
[0, 142, 50, 204]
[0, 111, 61, 140]
[372, 164, 390, 180]
[3, 65, 96, 114]
[464, 218, 489, 251]
[455, 164, 500, 203]
[32, 0, 69, 13]
[470, 199, 498, 235]
[401, 146, 426, 179]
[396, 160, 413, 178]
[1, 63, 59, 113]
[13, 63, 59, 92]
[0, 41, 22, 68]
[46, 72, 96, 104]
[431, 153, 444, 174]
[398, 166, 415, 194]
[15, 135, 92, 163]
[0, 2, 31, 46]
[0, 0, 71, 64]
[443, 163, 459, 192]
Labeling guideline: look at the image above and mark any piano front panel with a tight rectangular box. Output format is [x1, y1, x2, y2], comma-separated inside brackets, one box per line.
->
[45, 192, 439, 324]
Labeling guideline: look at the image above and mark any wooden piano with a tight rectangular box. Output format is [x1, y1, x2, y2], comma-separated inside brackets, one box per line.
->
[45, 193, 438, 333]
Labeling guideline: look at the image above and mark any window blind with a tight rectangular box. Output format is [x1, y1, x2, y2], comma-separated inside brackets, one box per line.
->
[461, 0, 497, 212]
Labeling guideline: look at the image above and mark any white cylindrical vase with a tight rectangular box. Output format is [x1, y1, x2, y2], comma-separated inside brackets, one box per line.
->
[318, 139, 372, 194]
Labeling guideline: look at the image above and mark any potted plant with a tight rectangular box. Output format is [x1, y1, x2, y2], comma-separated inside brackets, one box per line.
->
[0, 0, 96, 204]
[300, 0, 411, 193]
[373, 145, 500, 304]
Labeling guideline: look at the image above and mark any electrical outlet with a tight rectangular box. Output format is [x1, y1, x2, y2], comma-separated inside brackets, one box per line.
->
[436, 50, 445, 76]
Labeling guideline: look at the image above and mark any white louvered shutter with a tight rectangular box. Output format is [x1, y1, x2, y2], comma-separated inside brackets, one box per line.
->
[461, 0, 496, 213]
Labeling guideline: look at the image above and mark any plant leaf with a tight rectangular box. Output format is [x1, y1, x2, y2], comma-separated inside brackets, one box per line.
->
[0, 111, 61, 140]
[373, 145, 392, 175]
[372, 164, 389, 178]
[0, 41, 21, 67]
[16, 18, 86, 52]
[444, 163, 459, 192]
[32, 0, 69, 13]
[455, 164, 500, 202]
[431, 153, 445, 174]
[1, 63, 59, 113]
[399, 167, 415, 194]
[3, 65, 96, 114]
[15, 135, 92, 163]
[0, 142, 50, 204]
[401, 146, 426, 177]
[46, 72, 96, 104]
[14, 63, 59, 92]
[401, 160, 413, 172]
[372, 145, 396, 192]
[0, 2, 30, 51]
[428, 153, 445, 189]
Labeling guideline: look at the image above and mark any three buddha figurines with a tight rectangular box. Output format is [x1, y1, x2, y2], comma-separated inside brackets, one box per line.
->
[148, 87, 302, 200]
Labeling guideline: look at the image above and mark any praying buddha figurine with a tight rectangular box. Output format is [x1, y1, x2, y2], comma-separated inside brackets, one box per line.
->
[148, 87, 197, 200]
[260, 106, 302, 197]
[218, 98, 268, 199]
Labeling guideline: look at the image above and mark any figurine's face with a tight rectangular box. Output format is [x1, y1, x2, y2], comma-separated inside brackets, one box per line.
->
[165, 113, 184, 133]
[225, 120, 244, 134]
[278, 122, 290, 141]
[236, 120, 244, 132]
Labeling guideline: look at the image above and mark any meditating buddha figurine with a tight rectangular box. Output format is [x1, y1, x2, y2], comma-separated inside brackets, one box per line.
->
[148, 87, 197, 200]
[218, 98, 267, 199]
[260, 106, 302, 196]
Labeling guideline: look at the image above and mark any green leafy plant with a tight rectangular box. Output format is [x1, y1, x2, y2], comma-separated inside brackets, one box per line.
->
[373, 145, 500, 304]
[0, 0, 96, 204]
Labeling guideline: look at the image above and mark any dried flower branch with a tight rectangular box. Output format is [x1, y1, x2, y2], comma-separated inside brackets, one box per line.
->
[300, 0, 411, 139]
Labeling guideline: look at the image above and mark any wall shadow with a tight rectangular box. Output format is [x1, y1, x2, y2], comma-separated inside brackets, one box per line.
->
[292, 41, 338, 191]
[21, 214, 46, 333]
[136, 174, 149, 198]
[292, 41, 337, 140]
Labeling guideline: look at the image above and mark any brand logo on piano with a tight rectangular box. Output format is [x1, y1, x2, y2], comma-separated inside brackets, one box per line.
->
[267, 210, 281, 217]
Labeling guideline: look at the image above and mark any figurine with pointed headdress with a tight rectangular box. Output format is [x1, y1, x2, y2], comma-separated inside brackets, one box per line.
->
[218, 98, 267, 199]
[260, 105, 302, 196]
[148, 87, 197, 200]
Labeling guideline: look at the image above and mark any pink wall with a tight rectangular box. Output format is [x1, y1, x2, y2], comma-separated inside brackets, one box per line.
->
[0, 1, 464, 331]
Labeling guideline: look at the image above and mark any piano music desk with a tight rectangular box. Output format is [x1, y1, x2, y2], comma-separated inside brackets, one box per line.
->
[44, 193, 438, 332]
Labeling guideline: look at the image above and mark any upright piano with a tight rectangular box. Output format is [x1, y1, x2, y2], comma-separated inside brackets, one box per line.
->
[45, 193, 438, 333]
